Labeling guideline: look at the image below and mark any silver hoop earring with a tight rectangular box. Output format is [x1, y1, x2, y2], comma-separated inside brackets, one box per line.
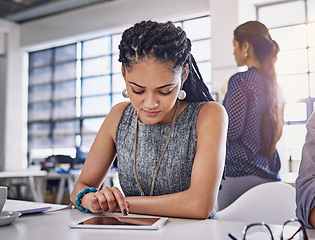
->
[122, 89, 129, 98]
[177, 89, 186, 100]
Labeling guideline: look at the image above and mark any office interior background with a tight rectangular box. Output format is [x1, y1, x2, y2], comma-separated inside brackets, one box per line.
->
[0, 0, 313, 181]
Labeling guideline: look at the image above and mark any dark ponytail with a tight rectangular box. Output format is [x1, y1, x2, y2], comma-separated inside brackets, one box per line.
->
[234, 21, 284, 156]
[118, 20, 213, 102]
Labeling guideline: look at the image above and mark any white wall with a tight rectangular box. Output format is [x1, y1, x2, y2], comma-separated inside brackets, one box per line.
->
[210, 0, 239, 103]
[0, 55, 7, 171]
[20, 0, 210, 49]
[0, 18, 26, 171]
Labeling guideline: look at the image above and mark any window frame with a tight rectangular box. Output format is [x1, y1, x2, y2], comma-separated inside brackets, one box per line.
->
[256, 0, 315, 171]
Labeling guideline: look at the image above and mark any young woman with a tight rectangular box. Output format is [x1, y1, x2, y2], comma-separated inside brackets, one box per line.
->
[70, 20, 228, 219]
[217, 21, 285, 211]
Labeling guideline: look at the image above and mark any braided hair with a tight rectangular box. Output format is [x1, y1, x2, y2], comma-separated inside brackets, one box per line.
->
[234, 21, 284, 156]
[118, 20, 213, 102]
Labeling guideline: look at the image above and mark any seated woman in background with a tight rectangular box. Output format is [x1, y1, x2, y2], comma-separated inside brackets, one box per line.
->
[296, 111, 315, 228]
[70, 20, 228, 219]
[217, 21, 285, 211]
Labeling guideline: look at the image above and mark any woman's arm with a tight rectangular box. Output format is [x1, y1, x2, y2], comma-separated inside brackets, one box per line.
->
[125, 102, 228, 219]
[70, 102, 130, 215]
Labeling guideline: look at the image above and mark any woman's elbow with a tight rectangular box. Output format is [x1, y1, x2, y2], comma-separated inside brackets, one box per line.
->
[191, 206, 213, 220]
[189, 198, 215, 219]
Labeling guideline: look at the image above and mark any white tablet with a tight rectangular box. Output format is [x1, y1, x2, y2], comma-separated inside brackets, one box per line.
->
[69, 216, 169, 230]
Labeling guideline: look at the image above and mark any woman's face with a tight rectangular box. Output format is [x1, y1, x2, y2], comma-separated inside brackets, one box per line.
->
[233, 38, 246, 67]
[122, 60, 185, 125]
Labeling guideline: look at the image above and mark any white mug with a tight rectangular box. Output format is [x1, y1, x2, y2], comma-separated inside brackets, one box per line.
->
[0, 186, 7, 214]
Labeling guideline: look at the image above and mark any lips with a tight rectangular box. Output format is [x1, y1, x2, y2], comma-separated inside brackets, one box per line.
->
[143, 109, 160, 117]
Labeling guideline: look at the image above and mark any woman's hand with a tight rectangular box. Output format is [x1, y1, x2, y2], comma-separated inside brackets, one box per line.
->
[82, 186, 129, 215]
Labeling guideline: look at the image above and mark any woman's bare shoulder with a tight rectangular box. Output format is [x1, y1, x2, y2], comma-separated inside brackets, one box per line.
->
[108, 101, 131, 118]
[105, 101, 130, 121]
[199, 101, 228, 121]
[102, 101, 131, 136]
[196, 101, 228, 133]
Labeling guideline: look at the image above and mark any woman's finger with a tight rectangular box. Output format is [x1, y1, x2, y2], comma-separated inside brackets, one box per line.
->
[111, 187, 128, 216]
[89, 195, 101, 212]
[102, 186, 118, 213]
[95, 191, 109, 211]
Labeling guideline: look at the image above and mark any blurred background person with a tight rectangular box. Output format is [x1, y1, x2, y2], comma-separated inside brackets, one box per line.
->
[217, 20, 285, 211]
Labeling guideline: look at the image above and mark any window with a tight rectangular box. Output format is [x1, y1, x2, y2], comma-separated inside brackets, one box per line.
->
[27, 16, 212, 164]
[28, 44, 78, 160]
[257, 0, 315, 171]
[175, 16, 212, 92]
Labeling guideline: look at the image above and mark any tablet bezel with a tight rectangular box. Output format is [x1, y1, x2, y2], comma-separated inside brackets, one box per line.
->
[69, 216, 169, 230]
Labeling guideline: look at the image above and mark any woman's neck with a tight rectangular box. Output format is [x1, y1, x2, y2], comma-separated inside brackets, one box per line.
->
[246, 58, 262, 69]
[246, 48, 262, 69]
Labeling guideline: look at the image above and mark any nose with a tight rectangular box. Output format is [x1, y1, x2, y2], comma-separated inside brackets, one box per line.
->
[144, 93, 158, 109]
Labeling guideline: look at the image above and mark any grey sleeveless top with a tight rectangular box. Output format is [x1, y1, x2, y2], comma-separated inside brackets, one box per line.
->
[115, 102, 205, 197]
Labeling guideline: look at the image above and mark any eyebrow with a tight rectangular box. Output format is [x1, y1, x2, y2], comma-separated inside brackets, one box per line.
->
[128, 81, 175, 89]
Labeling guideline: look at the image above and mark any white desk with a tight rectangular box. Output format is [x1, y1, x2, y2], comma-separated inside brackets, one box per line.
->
[0, 170, 47, 202]
[2, 200, 315, 240]
[282, 172, 298, 187]
[0, 169, 118, 204]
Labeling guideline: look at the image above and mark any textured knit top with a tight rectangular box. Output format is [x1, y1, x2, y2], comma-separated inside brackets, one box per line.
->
[115, 102, 205, 197]
[222, 67, 281, 180]
[296, 112, 315, 228]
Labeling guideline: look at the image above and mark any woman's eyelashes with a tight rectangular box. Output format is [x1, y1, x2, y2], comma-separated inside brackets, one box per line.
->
[130, 87, 174, 95]
[159, 89, 173, 95]
[131, 88, 144, 94]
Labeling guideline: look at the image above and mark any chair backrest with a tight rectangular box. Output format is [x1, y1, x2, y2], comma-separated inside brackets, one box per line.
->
[216, 181, 296, 225]
[42, 154, 75, 171]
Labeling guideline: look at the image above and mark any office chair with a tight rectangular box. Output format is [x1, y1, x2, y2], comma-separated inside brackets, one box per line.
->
[42, 154, 75, 204]
[216, 181, 296, 225]
[42, 154, 75, 172]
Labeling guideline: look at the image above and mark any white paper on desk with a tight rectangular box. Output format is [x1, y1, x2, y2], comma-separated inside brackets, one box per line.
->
[3, 200, 52, 215]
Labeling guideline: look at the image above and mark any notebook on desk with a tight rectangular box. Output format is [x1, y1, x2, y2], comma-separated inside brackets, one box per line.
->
[3, 200, 52, 215]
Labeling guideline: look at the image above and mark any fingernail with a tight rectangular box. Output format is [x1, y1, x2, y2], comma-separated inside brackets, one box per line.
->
[123, 209, 128, 216]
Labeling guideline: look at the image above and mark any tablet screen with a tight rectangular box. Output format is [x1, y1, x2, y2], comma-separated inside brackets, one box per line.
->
[79, 216, 160, 226]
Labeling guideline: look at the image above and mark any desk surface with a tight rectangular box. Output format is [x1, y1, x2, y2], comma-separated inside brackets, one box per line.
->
[2, 200, 315, 240]
[0, 169, 118, 204]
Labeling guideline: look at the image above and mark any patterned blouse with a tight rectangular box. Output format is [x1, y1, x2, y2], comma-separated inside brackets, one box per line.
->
[115, 102, 205, 196]
[222, 67, 281, 180]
